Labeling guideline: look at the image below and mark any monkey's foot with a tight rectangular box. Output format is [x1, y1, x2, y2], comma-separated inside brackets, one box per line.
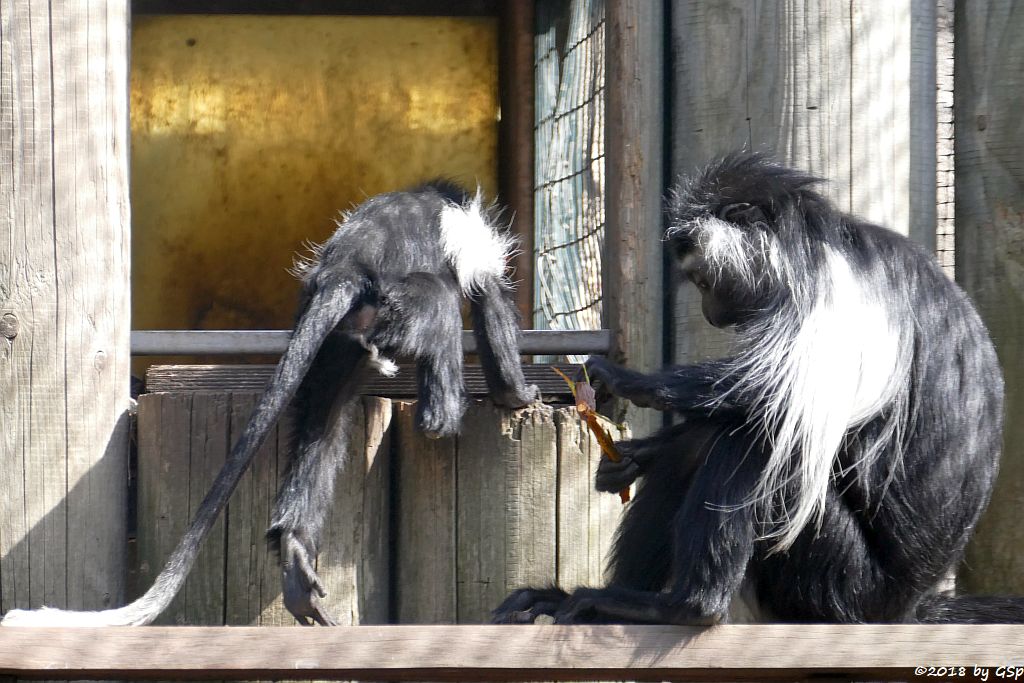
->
[491, 587, 570, 624]
[279, 531, 338, 626]
[549, 586, 723, 626]
[491, 383, 541, 409]
[415, 398, 465, 439]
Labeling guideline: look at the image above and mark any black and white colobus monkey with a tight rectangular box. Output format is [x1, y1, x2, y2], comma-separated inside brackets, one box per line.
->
[3, 182, 538, 627]
[494, 151, 1023, 625]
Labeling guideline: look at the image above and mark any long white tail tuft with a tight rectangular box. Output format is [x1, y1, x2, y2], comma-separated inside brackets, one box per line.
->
[2, 604, 152, 627]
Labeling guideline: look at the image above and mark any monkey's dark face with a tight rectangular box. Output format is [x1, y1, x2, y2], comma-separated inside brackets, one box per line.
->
[666, 152, 833, 330]
[675, 245, 763, 328]
[671, 213, 776, 329]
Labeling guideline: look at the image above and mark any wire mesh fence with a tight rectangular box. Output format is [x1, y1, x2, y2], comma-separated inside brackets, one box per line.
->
[533, 0, 606, 360]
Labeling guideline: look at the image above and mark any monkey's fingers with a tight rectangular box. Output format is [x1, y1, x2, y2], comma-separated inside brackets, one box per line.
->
[595, 460, 640, 493]
[491, 587, 569, 624]
[308, 599, 339, 627]
[582, 357, 617, 403]
[280, 531, 338, 625]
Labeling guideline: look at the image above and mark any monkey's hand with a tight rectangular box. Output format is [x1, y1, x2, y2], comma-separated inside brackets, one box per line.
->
[594, 438, 649, 492]
[584, 356, 670, 411]
[490, 587, 569, 624]
[279, 530, 338, 626]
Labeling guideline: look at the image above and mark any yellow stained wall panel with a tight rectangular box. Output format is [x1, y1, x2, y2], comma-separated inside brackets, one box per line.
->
[131, 15, 498, 333]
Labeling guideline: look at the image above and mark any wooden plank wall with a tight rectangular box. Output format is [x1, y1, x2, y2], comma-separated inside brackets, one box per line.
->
[669, 1, 938, 365]
[666, 0, 1023, 598]
[954, 0, 1024, 598]
[0, 0, 131, 614]
[136, 392, 625, 625]
[135, 394, 391, 625]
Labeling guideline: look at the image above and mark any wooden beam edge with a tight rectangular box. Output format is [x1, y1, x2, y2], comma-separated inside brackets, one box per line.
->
[0, 625, 1021, 680]
[131, 329, 613, 356]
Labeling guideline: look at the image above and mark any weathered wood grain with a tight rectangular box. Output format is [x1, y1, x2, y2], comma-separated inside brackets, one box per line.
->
[134, 394, 193, 624]
[554, 411, 625, 588]
[503, 407, 559, 591]
[669, 1, 938, 365]
[455, 403, 558, 622]
[954, 0, 1024, 598]
[0, 625, 1021, 681]
[223, 391, 289, 626]
[135, 395, 393, 626]
[144, 363, 578, 401]
[357, 397, 393, 623]
[605, 0, 665, 437]
[131, 330, 612, 356]
[316, 397, 391, 626]
[393, 401, 458, 623]
[394, 402, 624, 625]
[0, 0, 130, 615]
[186, 393, 231, 625]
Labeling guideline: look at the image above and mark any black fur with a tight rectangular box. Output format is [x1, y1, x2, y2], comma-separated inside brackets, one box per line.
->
[2, 183, 537, 627]
[493, 152, 1021, 625]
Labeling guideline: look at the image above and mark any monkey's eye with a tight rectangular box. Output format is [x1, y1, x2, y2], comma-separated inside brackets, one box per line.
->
[688, 272, 711, 291]
[719, 202, 768, 226]
[718, 203, 750, 221]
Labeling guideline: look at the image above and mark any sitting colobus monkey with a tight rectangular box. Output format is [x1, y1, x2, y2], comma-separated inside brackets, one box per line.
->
[494, 151, 1023, 625]
[4, 182, 539, 627]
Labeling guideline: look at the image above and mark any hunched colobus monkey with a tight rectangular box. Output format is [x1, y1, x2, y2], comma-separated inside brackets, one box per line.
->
[493, 151, 1024, 625]
[3, 182, 538, 627]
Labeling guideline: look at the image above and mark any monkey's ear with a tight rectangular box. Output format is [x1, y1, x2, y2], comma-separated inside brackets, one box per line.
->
[718, 202, 768, 226]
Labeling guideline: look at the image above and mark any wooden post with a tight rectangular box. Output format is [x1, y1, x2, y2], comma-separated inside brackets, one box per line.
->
[498, 0, 536, 324]
[954, 0, 1024, 597]
[669, 1, 937, 364]
[0, 0, 131, 613]
[935, 0, 956, 277]
[605, 0, 665, 436]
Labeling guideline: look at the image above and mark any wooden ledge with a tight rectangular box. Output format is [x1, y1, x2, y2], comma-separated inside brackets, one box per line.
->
[0, 624, 1021, 681]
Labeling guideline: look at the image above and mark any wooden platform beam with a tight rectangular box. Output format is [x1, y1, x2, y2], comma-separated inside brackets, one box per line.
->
[0, 625, 1021, 681]
[131, 329, 613, 356]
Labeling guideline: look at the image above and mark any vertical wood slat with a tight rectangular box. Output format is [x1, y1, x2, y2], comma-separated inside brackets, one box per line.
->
[555, 411, 626, 588]
[224, 392, 287, 626]
[394, 402, 458, 623]
[454, 403, 558, 623]
[396, 402, 624, 624]
[669, 1, 937, 366]
[135, 394, 392, 625]
[604, 0, 665, 438]
[186, 394, 230, 625]
[0, 0, 131, 614]
[954, 0, 1024, 598]
[358, 398, 392, 623]
[137, 392, 624, 626]
[317, 397, 391, 626]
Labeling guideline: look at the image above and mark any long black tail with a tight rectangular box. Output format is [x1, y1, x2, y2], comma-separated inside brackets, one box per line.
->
[1, 282, 360, 627]
[917, 594, 1024, 624]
